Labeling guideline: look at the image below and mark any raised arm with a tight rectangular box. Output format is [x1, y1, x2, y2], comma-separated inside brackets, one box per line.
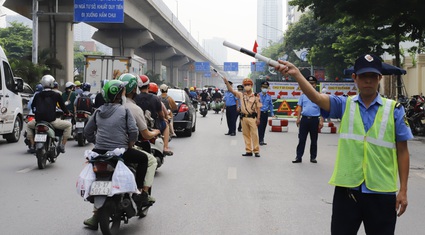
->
[275, 61, 331, 112]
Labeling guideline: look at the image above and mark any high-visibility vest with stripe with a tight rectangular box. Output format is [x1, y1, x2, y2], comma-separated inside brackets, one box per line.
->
[329, 96, 398, 192]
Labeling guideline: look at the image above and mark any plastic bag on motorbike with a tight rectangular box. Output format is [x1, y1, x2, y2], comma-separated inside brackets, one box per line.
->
[76, 163, 96, 199]
[111, 161, 138, 195]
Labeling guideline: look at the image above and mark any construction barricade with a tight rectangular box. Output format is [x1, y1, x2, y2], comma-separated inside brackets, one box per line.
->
[269, 118, 289, 132]
[319, 122, 337, 134]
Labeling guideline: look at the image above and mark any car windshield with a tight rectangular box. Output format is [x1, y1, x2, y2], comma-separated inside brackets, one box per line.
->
[166, 89, 185, 102]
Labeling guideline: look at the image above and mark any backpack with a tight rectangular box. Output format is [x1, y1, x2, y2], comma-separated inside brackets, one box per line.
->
[161, 95, 171, 110]
[76, 94, 93, 112]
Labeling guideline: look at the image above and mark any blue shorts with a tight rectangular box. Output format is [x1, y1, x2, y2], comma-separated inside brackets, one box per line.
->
[157, 120, 167, 133]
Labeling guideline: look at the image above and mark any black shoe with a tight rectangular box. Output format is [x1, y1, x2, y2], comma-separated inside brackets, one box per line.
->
[292, 158, 302, 163]
[242, 152, 253, 157]
[133, 191, 150, 207]
[310, 159, 317, 163]
[230, 133, 236, 136]
[259, 142, 267, 146]
[27, 147, 36, 154]
[255, 153, 261, 157]
[224, 133, 231, 135]
[57, 145, 65, 153]
[238, 129, 242, 132]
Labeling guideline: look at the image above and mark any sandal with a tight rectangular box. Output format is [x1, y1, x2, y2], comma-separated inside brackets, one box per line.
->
[163, 150, 173, 156]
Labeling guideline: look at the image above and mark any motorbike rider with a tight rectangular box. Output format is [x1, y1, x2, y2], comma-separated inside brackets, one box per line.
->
[62, 81, 77, 114]
[73, 82, 94, 113]
[119, 73, 161, 200]
[26, 75, 72, 154]
[93, 80, 108, 109]
[148, 82, 173, 155]
[159, 84, 178, 137]
[212, 87, 223, 102]
[135, 75, 173, 156]
[83, 80, 150, 230]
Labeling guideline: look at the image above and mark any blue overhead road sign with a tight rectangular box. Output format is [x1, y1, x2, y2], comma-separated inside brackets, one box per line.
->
[194, 62, 210, 72]
[223, 62, 239, 71]
[74, 0, 124, 23]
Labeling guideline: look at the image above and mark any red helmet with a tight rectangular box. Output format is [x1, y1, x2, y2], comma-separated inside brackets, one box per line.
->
[138, 75, 150, 87]
[215, 88, 219, 91]
[148, 82, 159, 94]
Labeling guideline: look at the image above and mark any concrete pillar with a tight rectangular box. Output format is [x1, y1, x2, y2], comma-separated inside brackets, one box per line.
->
[92, 29, 154, 57]
[112, 48, 135, 57]
[38, 20, 74, 86]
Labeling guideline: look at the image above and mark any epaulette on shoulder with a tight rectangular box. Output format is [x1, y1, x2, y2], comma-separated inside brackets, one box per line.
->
[395, 102, 402, 109]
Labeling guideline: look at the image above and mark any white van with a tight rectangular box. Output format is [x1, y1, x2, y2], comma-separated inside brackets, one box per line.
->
[0, 46, 23, 142]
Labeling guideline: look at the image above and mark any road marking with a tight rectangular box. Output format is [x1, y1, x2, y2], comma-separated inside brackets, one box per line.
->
[16, 167, 34, 173]
[230, 140, 237, 146]
[228, 167, 237, 179]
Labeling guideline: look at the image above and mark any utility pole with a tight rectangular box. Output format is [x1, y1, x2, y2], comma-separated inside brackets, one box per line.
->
[32, 0, 38, 64]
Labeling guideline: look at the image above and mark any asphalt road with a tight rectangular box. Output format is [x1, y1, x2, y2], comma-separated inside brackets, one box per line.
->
[0, 111, 425, 235]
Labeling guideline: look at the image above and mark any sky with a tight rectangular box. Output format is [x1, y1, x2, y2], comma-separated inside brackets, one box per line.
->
[162, 0, 286, 66]
[1, 0, 286, 66]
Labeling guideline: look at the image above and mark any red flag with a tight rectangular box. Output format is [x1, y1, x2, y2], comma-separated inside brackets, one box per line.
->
[253, 40, 258, 53]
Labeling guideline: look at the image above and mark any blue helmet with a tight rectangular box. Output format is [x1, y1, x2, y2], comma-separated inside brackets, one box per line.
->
[35, 83, 43, 92]
[82, 82, 91, 92]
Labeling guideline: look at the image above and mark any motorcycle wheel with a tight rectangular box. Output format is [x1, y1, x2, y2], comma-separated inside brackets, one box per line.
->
[77, 133, 85, 146]
[98, 200, 121, 235]
[36, 148, 47, 169]
[202, 113, 206, 117]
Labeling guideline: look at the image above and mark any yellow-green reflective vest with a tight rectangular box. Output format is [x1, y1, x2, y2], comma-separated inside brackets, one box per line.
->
[329, 96, 398, 192]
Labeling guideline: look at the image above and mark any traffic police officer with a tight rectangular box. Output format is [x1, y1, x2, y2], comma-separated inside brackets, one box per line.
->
[222, 77, 262, 157]
[294, 75, 323, 163]
[223, 81, 238, 136]
[258, 81, 275, 145]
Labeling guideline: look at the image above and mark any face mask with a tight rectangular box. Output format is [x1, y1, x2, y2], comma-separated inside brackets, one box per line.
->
[261, 88, 268, 93]
[244, 86, 251, 91]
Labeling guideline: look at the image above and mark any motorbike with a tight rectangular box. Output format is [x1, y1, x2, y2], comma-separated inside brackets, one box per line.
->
[23, 113, 35, 151]
[210, 99, 224, 114]
[136, 134, 165, 169]
[74, 110, 91, 146]
[83, 151, 152, 235]
[406, 95, 425, 136]
[199, 101, 208, 117]
[34, 120, 64, 169]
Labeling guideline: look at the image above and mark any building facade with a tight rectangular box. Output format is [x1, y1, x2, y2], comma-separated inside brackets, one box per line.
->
[257, 0, 283, 52]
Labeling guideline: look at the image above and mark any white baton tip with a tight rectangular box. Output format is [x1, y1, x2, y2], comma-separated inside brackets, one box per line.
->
[223, 41, 241, 51]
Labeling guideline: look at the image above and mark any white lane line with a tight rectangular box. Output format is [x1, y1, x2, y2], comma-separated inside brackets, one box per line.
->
[228, 167, 237, 180]
[230, 140, 237, 146]
[16, 167, 34, 173]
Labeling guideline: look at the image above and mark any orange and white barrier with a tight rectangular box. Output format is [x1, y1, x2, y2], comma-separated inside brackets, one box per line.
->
[269, 118, 288, 132]
[319, 122, 337, 133]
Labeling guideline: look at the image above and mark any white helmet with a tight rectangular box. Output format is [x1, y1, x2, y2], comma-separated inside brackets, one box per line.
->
[41, 75, 55, 88]
[65, 81, 75, 89]
[159, 84, 168, 92]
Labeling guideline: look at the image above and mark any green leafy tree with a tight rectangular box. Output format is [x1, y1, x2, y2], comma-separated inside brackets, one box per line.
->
[290, 0, 425, 94]
[0, 21, 63, 86]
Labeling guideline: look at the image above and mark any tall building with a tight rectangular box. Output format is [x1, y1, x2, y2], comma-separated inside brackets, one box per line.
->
[257, 0, 283, 51]
[286, 2, 304, 26]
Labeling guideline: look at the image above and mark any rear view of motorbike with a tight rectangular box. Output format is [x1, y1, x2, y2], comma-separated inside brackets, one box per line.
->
[74, 111, 90, 146]
[77, 149, 153, 235]
[406, 95, 425, 136]
[34, 122, 63, 169]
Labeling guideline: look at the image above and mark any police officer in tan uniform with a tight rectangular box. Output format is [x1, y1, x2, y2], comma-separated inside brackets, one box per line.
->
[222, 77, 262, 157]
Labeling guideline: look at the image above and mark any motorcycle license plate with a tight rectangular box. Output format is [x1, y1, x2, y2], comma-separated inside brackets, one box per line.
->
[76, 122, 85, 128]
[201, 105, 206, 109]
[34, 134, 47, 142]
[90, 181, 112, 196]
